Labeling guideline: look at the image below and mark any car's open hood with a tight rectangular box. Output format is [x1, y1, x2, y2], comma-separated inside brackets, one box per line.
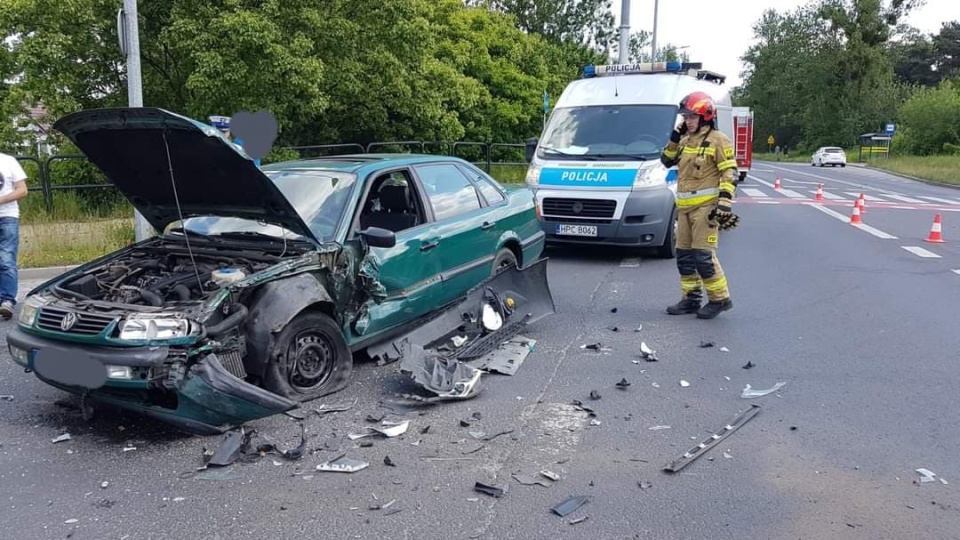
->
[53, 107, 320, 244]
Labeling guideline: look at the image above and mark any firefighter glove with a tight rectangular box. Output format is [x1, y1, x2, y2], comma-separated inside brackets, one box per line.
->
[669, 122, 688, 143]
[710, 199, 733, 221]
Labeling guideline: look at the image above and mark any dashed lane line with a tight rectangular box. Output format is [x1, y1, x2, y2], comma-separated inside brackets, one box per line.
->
[901, 246, 942, 259]
[805, 203, 898, 239]
[953, 269, 960, 276]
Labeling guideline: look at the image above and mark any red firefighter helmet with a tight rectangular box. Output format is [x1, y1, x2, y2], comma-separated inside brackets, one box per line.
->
[678, 92, 716, 122]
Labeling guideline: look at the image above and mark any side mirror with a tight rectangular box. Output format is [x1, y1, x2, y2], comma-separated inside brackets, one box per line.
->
[360, 227, 396, 249]
[525, 137, 538, 163]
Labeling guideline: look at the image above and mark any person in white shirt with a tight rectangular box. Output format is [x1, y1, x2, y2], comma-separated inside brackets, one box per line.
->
[0, 152, 29, 319]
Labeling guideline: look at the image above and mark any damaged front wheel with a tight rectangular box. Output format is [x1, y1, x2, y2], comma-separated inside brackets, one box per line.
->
[264, 311, 352, 402]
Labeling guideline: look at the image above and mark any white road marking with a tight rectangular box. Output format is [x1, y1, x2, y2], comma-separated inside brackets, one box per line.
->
[805, 203, 898, 239]
[741, 188, 768, 198]
[918, 195, 960, 205]
[888, 205, 918, 210]
[764, 163, 929, 198]
[844, 192, 885, 202]
[747, 175, 776, 188]
[620, 257, 641, 267]
[755, 200, 780, 204]
[952, 269, 960, 276]
[777, 188, 805, 199]
[882, 194, 927, 204]
[901, 246, 942, 258]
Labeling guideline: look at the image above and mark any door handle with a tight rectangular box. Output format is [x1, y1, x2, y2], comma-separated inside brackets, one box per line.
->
[420, 240, 439, 251]
[481, 221, 496, 230]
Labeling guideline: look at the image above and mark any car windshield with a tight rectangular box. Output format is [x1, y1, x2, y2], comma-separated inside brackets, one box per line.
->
[538, 104, 677, 160]
[176, 169, 357, 241]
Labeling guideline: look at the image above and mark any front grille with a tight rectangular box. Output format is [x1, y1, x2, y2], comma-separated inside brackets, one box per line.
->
[542, 198, 616, 218]
[547, 216, 615, 225]
[37, 307, 116, 336]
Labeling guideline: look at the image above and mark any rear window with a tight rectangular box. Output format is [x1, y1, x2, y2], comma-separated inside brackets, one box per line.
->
[824, 148, 844, 153]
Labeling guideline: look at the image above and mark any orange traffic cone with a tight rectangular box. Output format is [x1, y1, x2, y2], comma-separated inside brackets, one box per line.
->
[774, 176, 781, 190]
[849, 201, 862, 224]
[925, 214, 945, 243]
[858, 193, 866, 214]
[815, 184, 824, 201]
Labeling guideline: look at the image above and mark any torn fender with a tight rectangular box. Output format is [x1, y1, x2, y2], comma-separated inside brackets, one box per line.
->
[367, 257, 555, 364]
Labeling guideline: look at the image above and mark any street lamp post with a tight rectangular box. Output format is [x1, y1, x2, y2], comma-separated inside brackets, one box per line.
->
[119, 0, 153, 242]
[651, 0, 659, 62]
[618, 0, 631, 63]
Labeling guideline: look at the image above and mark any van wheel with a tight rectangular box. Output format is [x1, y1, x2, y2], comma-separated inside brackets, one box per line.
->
[655, 209, 677, 259]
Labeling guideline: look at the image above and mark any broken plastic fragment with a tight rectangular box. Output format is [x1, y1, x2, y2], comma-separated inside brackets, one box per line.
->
[649, 425, 671, 431]
[638, 480, 653, 489]
[589, 419, 601, 426]
[640, 342, 658, 362]
[513, 472, 553, 487]
[540, 470, 560, 482]
[384, 455, 396, 467]
[368, 421, 410, 438]
[741, 382, 786, 398]
[207, 430, 249, 467]
[0, 395, 13, 401]
[680, 380, 690, 388]
[916, 468, 937, 483]
[474, 482, 504, 498]
[551, 495, 590, 517]
[316, 455, 369, 473]
[742, 361, 755, 369]
[51, 433, 71, 444]
[723, 452, 733, 459]
[720, 347, 730, 352]
[452, 335, 468, 348]
[699, 341, 715, 348]
[589, 390, 601, 400]
[616, 378, 630, 389]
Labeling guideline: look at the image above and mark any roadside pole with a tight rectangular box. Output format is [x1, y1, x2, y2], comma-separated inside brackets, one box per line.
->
[120, 0, 153, 242]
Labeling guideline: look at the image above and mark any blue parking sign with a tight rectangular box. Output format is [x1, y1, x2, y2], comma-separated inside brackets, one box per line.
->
[885, 123, 895, 135]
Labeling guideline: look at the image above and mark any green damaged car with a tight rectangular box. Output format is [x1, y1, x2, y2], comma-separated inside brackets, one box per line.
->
[7, 107, 554, 435]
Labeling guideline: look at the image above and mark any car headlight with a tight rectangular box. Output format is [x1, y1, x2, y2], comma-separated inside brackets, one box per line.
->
[17, 296, 46, 327]
[633, 165, 668, 189]
[118, 314, 197, 340]
[525, 165, 541, 187]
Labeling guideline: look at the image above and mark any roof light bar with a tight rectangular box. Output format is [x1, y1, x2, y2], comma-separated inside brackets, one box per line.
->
[581, 61, 710, 79]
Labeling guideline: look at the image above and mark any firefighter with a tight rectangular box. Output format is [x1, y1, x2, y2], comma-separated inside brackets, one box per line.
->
[659, 91, 740, 319]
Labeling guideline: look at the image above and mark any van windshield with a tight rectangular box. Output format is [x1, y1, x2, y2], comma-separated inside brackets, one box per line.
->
[538, 104, 677, 161]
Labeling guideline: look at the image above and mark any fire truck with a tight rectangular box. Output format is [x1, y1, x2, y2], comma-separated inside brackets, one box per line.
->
[732, 107, 754, 182]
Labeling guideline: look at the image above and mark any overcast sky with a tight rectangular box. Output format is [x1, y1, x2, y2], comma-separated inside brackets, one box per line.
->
[611, 0, 960, 87]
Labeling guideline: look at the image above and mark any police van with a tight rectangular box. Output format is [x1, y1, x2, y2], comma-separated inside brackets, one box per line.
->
[523, 61, 740, 258]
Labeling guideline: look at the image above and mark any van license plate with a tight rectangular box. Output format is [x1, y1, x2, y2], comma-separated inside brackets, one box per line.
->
[556, 224, 597, 237]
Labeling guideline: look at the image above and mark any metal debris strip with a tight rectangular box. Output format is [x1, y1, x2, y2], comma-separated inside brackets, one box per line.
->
[663, 405, 761, 474]
[551, 495, 590, 517]
[474, 482, 504, 498]
[52, 433, 71, 444]
[316, 455, 369, 473]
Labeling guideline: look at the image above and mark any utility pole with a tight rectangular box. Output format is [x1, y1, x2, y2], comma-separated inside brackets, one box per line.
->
[618, 0, 631, 63]
[651, 0, 659, 62]
[120, 0, 153, 242]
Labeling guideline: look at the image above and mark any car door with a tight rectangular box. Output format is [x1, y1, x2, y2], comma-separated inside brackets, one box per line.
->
[349, 168, 446, 339]
[411, 162, 496, 305]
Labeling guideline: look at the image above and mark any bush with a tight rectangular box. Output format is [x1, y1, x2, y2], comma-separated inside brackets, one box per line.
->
[896, 80, 960, 155]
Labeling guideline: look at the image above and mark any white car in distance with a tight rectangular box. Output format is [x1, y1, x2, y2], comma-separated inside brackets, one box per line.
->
[812, 147, 847, 167]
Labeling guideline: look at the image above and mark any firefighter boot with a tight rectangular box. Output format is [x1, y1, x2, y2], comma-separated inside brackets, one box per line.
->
[696, 298, 733, 319]
[667, 290, 702, 315]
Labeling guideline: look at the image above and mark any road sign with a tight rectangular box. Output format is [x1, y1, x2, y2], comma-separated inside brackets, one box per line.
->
[767, 135, 775, 145]
[884, 123, 895, 135]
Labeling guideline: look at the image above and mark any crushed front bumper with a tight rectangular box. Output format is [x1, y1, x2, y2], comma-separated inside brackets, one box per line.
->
[7, 328, 296, 435]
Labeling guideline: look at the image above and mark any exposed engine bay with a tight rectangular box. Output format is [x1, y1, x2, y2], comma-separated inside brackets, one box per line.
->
[55, 247, 277, 307]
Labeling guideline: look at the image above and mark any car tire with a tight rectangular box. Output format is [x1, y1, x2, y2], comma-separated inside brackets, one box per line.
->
[263, 311, 352, 402]
[492, 247, 519, 276]
[655, 208, 677, 259]
[841, 164, 846, 167]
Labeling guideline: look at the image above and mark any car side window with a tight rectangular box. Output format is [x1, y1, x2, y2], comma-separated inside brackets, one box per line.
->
[457, 165, 505, 205]
[356, 169, 426, 234]
[414, 164, 483, 221]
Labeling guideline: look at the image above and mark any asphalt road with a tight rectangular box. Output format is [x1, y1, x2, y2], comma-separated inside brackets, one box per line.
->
[2, 160, 959, 539]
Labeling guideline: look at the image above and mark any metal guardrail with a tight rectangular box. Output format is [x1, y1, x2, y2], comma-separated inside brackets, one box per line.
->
[18, 139, 533, 213]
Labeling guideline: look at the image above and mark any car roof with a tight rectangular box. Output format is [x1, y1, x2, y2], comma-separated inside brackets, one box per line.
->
[262, 154, 477, 176]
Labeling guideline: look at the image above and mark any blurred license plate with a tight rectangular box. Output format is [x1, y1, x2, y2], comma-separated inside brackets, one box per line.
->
[556, 224, 597, 237]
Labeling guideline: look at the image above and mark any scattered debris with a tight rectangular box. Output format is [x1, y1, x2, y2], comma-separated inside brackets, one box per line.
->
[284, 409, 307, 420]
[64, 519, 78, 525]
[366, 413, 385, 423]
[471, 412, 482, 421]
[452, 335, 469, 348]
[569, 516, 589, 525]
[664, 405, 761, 473]
[719, 347, 730, 352]
[640, 342, 658, 362]
[941, 478, 949, 485]
[483, 429, 515, 442]
[0, 395, 13, 401]
[589, 419, 602, 426]
[742, 361, 755, 369]
[581, 343, 610, 352]
[52, 433, 71, 444]
[571, 401, 597, 417]
[467, 337, 535, 375]
[551, 495, 590, 517]
[610, 307, 618, 313]
[540, 470, 560, 482]
[311, 397, 359, 415]
[513, 472, 553, 487]
[399, 347, 483, 402]
[634, 325, 643, 332]
[616, 378, 631, 389]
[723, 452, 733, 459]
[741, 382, 786, 399]
[699, 341, 715, 348]
[651, 382, 660, 388]
[316, 455, 369, 473]
[384, 456, 396, 467]
[680, 380, 690, 388]
[207, 430, 251, 467]
[589, 390, 601, 400]
[474, 482, 504, 498]
[649, 425, 671, 431]
[122, 446, 137, 452]
[790, 426, 797, 431]
[916, 468, 938, 484]
[638, 481, 653, 489]
[610, 327, 620, 332]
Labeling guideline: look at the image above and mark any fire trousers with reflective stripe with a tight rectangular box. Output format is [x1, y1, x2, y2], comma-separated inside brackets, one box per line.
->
[675, 203, 730, 302]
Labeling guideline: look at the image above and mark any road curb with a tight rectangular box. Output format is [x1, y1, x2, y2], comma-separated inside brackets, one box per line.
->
[20, 265, 78, 281]
[864, 166, 960, 191]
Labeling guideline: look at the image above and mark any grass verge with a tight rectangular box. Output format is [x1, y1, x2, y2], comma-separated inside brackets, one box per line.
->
[20, 219, 135, 269]
[868, 155, 960, 186]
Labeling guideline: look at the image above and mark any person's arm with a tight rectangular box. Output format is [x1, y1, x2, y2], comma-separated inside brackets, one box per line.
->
[714, 135, 738, 200]
[660, 122, 687, 168]
[0, 160, 28, 205]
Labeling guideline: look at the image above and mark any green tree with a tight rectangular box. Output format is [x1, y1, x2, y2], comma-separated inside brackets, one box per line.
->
[467, 0, 617, 54]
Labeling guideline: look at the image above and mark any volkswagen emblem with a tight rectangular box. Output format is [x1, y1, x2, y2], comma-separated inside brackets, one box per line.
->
[60, 312, 78, 331]
[572, 201, 584, 214]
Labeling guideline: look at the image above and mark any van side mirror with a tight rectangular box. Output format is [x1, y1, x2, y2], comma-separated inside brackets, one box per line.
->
[360, 227, 396, 249]
[525, 138, 538, 163]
